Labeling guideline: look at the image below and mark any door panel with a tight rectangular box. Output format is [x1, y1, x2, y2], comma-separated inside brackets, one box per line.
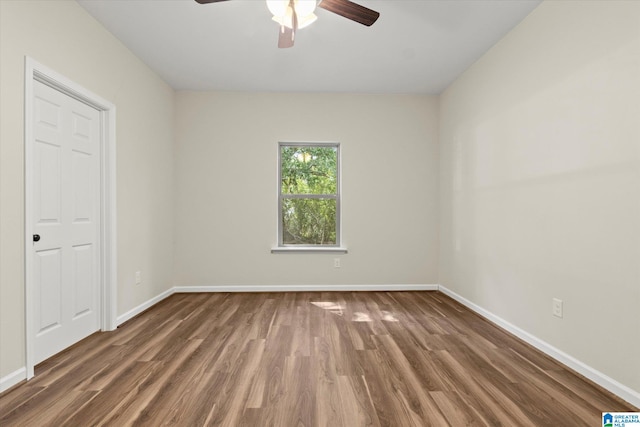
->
[72, 151, 92, 221]
[35, 248, 62, 334]
[72, 244, 93, 318]
[35, 141, 62, 223]
[32, 80, 101, 364]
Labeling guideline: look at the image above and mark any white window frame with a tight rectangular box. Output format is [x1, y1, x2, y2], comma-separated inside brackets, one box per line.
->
[272, 142, 347, 253]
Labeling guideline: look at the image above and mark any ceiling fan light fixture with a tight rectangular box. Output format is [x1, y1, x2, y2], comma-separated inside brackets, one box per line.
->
[298, 12, 318, 29]
[292, 0, 317, 18]
[266, 0, 287, 17]
[272, 12, 317, 29]
[267, 0, 317, 29]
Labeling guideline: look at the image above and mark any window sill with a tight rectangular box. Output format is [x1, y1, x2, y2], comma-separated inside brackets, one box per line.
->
[271, 247, 348, 254]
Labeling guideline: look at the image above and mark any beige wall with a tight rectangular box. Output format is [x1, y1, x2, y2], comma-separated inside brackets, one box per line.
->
[173, 91, 439, 286]
[0, 1, 175, 379]
[438, 0, 640, 393]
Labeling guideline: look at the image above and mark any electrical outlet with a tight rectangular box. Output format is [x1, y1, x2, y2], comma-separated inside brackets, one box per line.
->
[552, 298, 563, 318]
[334, 258, 341, 268]
[135, 271, 142, 285]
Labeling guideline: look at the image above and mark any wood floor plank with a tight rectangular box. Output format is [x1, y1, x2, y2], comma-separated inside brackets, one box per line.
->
[430, 390, 488, 427]
[169, 370, 228, 426]
[58, 360, 164, 426]
[358, 348, 419, 427]
[336, 375, 380, 427]
[244, 324, 293, 409]
[327, 312, 364, 377]
[372, 334, 450, 426]
[545, 368, 633, 410]
[280, 355, 316, 427]
[0, 388, 98, 427]
[209, 339, 266, 427]
[1, 291, 636, 426]
[0, 384, 46, 417]
[104, 339, 203, 426]
[433, 349, 537, 426]
[312, 336, 346, 427]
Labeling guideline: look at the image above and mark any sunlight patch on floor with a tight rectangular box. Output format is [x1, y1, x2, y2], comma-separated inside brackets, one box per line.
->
[311, 301, 344, 316]
[310, 301, 399, 322]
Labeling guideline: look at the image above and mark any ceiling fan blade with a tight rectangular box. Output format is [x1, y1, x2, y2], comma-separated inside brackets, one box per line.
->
[278, 25, 295, 48]
[194, 0, 231, 4]
[318, 0, 379, 26]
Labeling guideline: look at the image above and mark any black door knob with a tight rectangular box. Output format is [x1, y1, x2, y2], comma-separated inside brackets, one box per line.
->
[33, 234, 40, 242]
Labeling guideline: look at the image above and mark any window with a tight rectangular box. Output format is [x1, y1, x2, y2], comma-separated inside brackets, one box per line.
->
[276, 142, 344, 251]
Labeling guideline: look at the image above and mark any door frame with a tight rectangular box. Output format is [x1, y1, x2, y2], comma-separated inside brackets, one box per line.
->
[24, 57, 117, 379]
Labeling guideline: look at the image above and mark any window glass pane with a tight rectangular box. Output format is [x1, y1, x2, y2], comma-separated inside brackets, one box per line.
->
[281, 146, 337, 195]
[282, 198, 336, 245]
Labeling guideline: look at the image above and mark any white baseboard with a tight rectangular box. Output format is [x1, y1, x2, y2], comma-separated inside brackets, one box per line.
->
[174, 284, 439, 293]
[0, 367, 26, 394]
[438, 285, 640, 408]
[116, 288, 174, 326]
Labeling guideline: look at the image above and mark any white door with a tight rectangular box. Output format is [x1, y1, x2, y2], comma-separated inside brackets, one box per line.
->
[31, 80, 101, 364]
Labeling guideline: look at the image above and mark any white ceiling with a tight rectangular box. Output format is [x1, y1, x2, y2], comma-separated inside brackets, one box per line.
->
[77, 0, 541, 94]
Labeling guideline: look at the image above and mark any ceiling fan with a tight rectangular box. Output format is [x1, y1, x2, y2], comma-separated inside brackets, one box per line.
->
[194, 0, 380, 48]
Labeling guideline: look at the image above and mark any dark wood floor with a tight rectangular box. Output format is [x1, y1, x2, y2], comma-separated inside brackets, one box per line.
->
[0, 291, 636, 426]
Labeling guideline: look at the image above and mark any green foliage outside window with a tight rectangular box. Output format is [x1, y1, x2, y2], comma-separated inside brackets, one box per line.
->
[280, 145, 338, 245]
